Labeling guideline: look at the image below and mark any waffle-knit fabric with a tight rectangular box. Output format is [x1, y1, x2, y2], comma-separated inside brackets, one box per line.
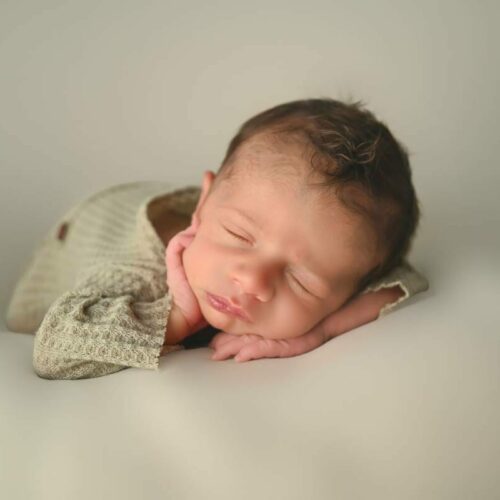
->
[5, 181, 429, 380]
[6, 182, 198, 379]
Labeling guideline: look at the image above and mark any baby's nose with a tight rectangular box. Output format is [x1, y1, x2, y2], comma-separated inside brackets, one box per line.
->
[231, 263, 277, 302]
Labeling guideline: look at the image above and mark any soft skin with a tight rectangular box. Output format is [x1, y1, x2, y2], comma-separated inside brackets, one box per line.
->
[162, 167, 403, 360]
[184, 174, 369, 338]
[162, 134, 404, 360]
[163, 216, 402, 361]
[183, 128, 388, 334]
[167, 136, 402, 354]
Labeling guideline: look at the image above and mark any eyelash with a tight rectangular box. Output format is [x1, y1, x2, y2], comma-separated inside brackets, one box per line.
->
[225, 227, 251, 243]
[288, 272, 313, 296]
[223, 227, 314, 296]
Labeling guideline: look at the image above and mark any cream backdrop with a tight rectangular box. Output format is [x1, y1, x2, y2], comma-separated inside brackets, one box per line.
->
[1, 1, 499, 500]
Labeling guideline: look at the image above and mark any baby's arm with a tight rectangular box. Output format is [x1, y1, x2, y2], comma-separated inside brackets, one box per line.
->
[320, 285, 405, 339]
[32, 262, 183, 380]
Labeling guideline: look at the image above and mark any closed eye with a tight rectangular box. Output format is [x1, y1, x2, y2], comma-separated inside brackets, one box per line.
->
[224, 227, 251, 243]
[224, 226, 317, 298]
[288, 272, 315, 297]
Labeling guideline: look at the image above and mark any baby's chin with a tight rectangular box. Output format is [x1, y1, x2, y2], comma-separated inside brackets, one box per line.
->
[202, 307, 254, 334]
[201, 307, 294, 339]
[197, 302, 262, 336]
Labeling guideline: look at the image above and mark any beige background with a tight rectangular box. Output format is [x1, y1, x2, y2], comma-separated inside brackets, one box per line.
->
[1, 1, 499, 499]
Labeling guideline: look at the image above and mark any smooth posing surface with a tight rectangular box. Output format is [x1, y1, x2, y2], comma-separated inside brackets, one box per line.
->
[1, 250, 499, 499]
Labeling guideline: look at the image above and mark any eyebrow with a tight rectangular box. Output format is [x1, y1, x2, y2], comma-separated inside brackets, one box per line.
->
[226, 207, 260, 228]
[220, 206, 333, 292]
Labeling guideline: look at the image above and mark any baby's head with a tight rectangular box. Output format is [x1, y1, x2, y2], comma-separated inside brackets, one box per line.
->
[182, 98, 420, 339]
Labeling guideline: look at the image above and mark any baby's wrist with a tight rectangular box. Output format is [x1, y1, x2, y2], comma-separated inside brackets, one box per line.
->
[164, 303, 191, 346]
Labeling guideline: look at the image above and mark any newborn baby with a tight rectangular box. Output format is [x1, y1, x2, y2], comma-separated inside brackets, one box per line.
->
[162, 99, 425, 362]
[6, 97, 428, 379]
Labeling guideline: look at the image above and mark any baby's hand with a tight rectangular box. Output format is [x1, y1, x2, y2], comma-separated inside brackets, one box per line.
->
[165, 225, 208, 334]
[208, 285, 404, 362]
[208, 326, 328, 363]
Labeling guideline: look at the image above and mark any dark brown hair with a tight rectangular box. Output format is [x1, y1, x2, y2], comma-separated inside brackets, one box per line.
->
[216, 97, 421, 295]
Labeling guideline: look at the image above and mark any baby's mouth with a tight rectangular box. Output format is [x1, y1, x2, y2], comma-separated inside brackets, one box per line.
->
[205, 292, 251, 322]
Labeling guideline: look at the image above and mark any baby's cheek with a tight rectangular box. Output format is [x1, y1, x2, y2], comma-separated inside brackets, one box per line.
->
[266, 300, 316, 339]
[183, 239, 217, 289]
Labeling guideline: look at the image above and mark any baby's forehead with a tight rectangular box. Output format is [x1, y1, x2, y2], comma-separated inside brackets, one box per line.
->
[220, 160, 336, 209]
[221, 158, 321, 203]
[220, 168, 378, 245]
[219, 133, 372, 220]
[217, 170, 365, 232]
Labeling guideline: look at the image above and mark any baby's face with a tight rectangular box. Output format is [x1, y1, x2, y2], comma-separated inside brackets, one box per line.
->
[183, 139, 380, 340]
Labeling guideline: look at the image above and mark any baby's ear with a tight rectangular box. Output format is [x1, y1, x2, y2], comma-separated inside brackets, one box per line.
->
[191, 170, 216, 230]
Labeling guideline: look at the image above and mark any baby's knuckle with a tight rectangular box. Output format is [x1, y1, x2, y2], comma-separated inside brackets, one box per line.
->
[261, 339, 274, 350]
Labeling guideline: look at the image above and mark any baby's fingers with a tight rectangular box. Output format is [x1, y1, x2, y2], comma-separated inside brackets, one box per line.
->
[234, 337, 313, 362]
[210, 334, 263, 360]
[209, 332, 262, 350]
[208, 332, 239, 350]
[211, 338, 246, 360]
[232, 339, 283, 362]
